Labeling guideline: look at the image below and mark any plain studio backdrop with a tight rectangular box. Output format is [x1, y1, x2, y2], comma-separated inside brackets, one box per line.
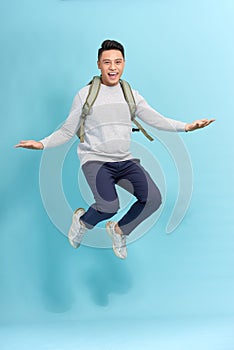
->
[1, 0, 234, 349]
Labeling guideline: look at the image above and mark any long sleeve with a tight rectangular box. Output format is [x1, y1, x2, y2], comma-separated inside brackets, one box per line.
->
[39, 92, 83, 148]
[134, 91, 186, 132]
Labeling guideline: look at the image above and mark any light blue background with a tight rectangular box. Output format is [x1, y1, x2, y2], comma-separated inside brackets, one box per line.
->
[1, 0, 234, 349]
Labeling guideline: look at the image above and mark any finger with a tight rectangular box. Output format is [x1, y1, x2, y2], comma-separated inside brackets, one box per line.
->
[202, 118, 215, 125]
[15, 144, 28, 148]
[14, 142, 26, 148]
[201, 119, 215, 128]
[204, 120, 214, 127]
[15, 142, 33, 148]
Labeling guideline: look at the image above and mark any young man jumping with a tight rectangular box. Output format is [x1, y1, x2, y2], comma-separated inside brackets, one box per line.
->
[15, 39, 215, 259]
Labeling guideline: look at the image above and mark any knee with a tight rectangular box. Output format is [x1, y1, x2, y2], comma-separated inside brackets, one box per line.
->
[144, 186, 162, 212]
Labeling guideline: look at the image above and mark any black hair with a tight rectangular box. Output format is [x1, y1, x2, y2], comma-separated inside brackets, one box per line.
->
[98, 39, 125, 60]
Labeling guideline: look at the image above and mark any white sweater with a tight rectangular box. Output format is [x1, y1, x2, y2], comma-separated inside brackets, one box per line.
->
[40, 83, 186, 165]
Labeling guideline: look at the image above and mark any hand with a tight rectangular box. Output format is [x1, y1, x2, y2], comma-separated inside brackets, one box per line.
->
[15, 140, 44, 150]
[185, 118, 215, 132]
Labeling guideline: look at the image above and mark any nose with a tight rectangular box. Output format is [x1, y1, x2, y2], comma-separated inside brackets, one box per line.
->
[110, 61, 116, 70]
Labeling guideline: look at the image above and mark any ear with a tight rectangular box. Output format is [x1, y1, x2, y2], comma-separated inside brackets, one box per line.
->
[97, 60, 101, 69]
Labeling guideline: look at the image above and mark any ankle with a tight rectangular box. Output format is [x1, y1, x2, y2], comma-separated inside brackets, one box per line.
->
[114, 223, 123, 235]
[80, 219, 86, 228]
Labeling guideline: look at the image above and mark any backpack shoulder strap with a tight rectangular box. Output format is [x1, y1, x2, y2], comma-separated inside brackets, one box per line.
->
[120, 79, 154, 142]
[119, 79, 136, 120]
[77, 76, 101, 142]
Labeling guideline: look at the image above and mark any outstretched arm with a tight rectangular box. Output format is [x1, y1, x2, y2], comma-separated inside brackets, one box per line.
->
[15, 91, 83, 151]
[134, 91, 216, 132]
[15, 140, 44, 150]
[185, 118, 215, 132]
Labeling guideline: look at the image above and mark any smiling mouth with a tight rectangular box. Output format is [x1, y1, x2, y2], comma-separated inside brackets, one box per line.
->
[108, 72, 118, 79]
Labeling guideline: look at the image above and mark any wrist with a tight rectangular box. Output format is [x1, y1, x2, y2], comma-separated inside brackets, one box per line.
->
[39, 142, 44, 149]
[185, 124, 190, 132]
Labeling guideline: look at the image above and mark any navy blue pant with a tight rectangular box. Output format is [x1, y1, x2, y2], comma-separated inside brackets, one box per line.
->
[80, 159, 162, 235]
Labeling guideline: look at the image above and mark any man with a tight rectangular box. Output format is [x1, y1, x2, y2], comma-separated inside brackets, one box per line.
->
[15, 39, 215, 259]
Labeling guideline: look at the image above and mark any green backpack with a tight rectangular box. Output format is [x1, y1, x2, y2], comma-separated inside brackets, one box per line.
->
[77, 76, 154, 143]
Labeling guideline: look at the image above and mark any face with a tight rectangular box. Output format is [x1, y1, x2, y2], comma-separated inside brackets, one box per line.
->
[97, 49, 125, 86]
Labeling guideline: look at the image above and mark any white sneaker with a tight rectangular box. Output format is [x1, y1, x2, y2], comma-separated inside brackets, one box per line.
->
[68, 208, 86, 248]
[106, 221, 127, 259]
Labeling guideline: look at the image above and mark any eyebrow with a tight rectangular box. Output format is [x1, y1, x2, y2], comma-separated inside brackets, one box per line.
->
[102, 58, 123, 61]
